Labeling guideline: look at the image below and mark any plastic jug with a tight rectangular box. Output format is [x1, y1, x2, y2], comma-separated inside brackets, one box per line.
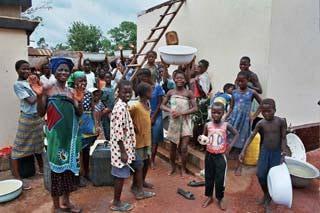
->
[89, 142, 114, 186]
[244, 133, 261, 166]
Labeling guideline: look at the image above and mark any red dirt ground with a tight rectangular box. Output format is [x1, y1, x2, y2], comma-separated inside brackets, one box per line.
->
[0, 150, 319, 213]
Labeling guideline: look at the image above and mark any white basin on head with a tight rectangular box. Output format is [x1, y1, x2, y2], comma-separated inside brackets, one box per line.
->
[267, 163, 292, 208]
[286, 133, 306, 161]
[158, 45, 197, 65]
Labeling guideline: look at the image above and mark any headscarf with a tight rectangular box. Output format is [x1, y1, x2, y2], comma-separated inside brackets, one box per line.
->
[67, 71, 85, 88]
[49, 57, 74, 74]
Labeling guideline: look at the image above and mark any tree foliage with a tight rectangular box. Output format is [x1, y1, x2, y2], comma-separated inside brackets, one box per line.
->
[108, 21, 137, 51]
[67, 21, 103, 52]
[37, 37, 49, 49]
[54, 43, 70, 51]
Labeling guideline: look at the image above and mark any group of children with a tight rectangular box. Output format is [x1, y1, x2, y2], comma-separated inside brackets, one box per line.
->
[11, 52, 290, 212]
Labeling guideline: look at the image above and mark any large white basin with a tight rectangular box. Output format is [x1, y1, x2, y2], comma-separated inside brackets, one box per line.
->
[0, 179, 23, 203]
[286, 133, 306, 161]
[158, 45, 197, 65]
[267, 163, 292, 208]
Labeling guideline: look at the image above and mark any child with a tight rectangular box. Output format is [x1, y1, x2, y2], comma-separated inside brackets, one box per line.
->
[143, 51, 159, 83]
[101, 71, 116, 140]
[199, 102, 239, 210]
[239, 99, 289, 212]
[136, 69, 165, 170]
[40, 62, 56, 88]
[12, 60, 44, 190]
[83, 59, 96, 89]
[161, 70, 198, 177]
[238, 56, 262, 94]
[110, 80, 135, 212]
[210, 83, 235, 112]
[130, 82, 156, 199]
[97, 69, 106, 90]
[225, 71, 262, 176]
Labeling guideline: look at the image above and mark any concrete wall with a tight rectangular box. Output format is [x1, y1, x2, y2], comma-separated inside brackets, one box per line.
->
[0, 5, 21, 18]
[137, 0, 320, 126]
[0, 28, 28, 148]
[267, 0, 320, 126]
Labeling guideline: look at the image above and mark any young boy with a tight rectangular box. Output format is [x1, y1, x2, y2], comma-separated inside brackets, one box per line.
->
[83, 59, 96, 90]
[239, 99, 289, 211]
[210, 83, 235, 112]
[143, 51, 159, 83]
[40, 62, 56, 88]
[200, 102, 239, 210]
[110, 80, 135, 212]
[237, 56, 262, 94]
[129, 82, 156, 199]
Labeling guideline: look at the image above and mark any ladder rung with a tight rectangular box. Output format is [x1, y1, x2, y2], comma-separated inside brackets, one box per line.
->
[127, 64, 141, 68]
[144, 38, 159, 43]
[151, 25, 167, 31]
[160, 12, 177, 17]
[135, 53, 147, 57]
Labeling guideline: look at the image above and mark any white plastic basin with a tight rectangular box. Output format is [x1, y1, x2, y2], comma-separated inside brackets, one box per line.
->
[267, 163, 293, 208]
[0, 179, 23, 203]
[158, 45, 197, 65]
[286, 133, 306, 161]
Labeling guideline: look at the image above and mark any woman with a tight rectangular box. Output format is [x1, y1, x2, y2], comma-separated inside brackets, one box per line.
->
[30, 57, 84, 213]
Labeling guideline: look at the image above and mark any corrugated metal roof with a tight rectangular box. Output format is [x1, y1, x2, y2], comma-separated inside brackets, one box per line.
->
[28, 47, 52, 56]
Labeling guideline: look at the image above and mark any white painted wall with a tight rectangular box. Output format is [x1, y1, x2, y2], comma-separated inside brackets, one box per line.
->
[0, 28, 28, 148]
[137, 0, 320, 126]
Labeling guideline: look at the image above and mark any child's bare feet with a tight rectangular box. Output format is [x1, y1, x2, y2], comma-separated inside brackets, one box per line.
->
[234, 167, 242, 176]
[168, 167, 176, 176]
[150, 161, 155, 170]
[202, 197, 213, 208]
[219, 198, 227, 211]
[180, 169, 188, 178]
[143, 182, 154, 189]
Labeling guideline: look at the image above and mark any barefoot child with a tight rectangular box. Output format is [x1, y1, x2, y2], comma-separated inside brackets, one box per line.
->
[31, 57, 84, 212]
[130, 82, 156, 199]
[225, 71, 262, 176]
[239, 99, 289, 212]
[199, 102, 239, 210]
[137, 69, 165, 169]
[110, 80, 135, 212]
[161, 70, 198, 177]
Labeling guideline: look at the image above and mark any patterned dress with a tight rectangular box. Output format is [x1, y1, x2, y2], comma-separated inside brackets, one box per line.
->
[227, 89, 253, 149]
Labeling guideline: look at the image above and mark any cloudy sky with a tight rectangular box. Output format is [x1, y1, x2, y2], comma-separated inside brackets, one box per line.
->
[30, 0, 164, 47]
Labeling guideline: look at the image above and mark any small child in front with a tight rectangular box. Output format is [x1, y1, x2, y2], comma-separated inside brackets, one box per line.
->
[199, 102, 239, 210]
[110, 80, 135, 212]
[239, 99, 289, 212]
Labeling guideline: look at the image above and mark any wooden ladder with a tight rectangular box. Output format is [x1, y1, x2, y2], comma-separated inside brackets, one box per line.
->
[127, 0, 185, 80]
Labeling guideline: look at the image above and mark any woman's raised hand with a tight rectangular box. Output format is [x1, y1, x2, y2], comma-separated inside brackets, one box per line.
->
[28, 75, 43, 96]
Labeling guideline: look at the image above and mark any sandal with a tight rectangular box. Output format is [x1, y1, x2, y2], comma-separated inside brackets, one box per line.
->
[110, 202, 134, 212]
[22, 180, 32, 190]
[135, 191, 156, 200]
[188, 180, 205, 187]
[177, 188, 195, 200]
[62, 204, 82, 213]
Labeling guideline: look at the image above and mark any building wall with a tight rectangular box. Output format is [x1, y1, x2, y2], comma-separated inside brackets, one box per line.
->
[267, 0, 320, 126]
[0, 28, 28, 148]
[137, 0, 320, 126]
[0, 5, 21, 18]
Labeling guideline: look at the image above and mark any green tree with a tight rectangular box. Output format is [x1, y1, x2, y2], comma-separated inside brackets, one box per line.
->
[108, 21, 137, 51]
[67, 21, 102, 52]
[101, 37, 113, 55]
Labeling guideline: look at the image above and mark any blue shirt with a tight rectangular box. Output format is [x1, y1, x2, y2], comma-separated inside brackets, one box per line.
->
[150, 83, 165, 117]
[13, 80, 37, 114]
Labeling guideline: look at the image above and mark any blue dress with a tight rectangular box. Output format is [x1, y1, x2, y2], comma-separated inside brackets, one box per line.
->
[150, 84, 165, 144]
[227, 89, 253, 149]
[101, 84, 116, 140]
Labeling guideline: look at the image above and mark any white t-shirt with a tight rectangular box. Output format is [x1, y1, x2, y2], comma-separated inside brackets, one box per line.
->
[85, 72, 96, 90]
[112, 68, 123, 84]
[40, 74, 56, 88]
